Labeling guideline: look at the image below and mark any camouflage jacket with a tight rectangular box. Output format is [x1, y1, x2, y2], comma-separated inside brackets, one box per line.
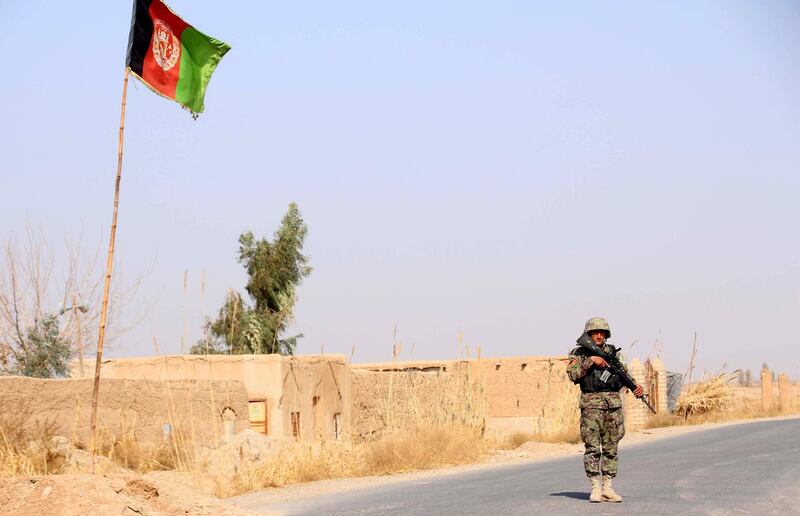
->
[566, 343, 629, 410]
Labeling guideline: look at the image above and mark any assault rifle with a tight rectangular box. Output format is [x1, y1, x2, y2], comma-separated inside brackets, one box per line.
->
[577, 333, 656, 414]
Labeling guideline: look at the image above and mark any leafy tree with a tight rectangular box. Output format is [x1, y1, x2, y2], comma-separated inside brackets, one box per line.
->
[12, 314, 72, 378]
[192, 203, 311, 356]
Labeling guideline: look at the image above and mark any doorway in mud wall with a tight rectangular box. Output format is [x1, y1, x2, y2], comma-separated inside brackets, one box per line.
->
[248, 400, 269, 435]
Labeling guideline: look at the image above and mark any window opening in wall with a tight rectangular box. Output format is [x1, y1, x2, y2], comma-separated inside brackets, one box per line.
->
[248, 400, 268, 435]
[495, 364, 501, 371]
[291, 412, 300, 438]
[333, 413, 342, 440]
[520, 363, 527, 371]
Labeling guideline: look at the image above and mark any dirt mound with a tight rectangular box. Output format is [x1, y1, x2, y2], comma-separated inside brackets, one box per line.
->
[0, 473, 256, 516]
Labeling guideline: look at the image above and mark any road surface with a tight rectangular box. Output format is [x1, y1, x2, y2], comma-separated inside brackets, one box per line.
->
[233, 418, 800, 515]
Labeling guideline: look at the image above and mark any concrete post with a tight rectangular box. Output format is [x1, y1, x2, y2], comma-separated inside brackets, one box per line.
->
[778, 373, 791, 412]
[648, 357, 668, 414]
[761, 368, 773, 411]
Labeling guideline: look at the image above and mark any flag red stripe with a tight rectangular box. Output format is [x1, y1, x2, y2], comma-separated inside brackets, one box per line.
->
[140, 0, 189, 100]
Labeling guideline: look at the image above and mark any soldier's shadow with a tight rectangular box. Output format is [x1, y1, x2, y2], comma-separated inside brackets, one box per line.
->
[549, 491, 589, 500]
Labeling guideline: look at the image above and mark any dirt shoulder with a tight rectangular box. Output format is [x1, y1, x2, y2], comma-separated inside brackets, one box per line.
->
[3, 415, 795, 515]
[228, 414, 800, 513]
[0, 472, 258, 516]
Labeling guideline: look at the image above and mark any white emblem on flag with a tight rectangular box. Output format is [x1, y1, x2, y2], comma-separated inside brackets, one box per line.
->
[152, 19, 180, 72]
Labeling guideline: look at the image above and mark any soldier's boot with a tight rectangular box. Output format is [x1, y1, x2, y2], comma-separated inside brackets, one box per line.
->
[601, 476, 622, 503]
[589, 477, 603, 503]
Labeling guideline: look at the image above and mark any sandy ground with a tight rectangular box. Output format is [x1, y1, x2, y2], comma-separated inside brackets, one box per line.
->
[0, 472, 259, 516]
[228, 414, 800, 512]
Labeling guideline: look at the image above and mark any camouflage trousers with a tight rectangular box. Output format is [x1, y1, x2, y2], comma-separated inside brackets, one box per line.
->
[580, 407, 625, 478]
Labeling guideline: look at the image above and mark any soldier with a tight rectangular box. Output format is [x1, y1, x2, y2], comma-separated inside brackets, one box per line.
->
[566, 317, 644, 503]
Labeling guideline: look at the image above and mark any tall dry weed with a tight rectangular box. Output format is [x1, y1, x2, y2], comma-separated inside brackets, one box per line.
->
[0, 399, 65, 476]
[531, 359, 580, 443]
[363, 425, 485, 475]
[369, 360, 488, 437]
[217, 425, 487, 497]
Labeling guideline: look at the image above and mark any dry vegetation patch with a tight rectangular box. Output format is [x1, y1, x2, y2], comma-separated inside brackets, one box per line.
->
[0, 400, 67, 476]
[675, 373, 734, 418]
[362, 425, 485, 475]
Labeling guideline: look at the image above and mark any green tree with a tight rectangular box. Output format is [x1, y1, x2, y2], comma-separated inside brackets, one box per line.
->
[192, 203, 312, 355]
[13, 314, 73, 378]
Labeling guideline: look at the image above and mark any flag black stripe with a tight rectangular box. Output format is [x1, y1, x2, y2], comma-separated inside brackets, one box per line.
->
[126, 0, 153, 75]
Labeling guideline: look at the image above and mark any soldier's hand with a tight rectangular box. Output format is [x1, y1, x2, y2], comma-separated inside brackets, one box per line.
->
[633, 385, 644, 398]
[590, 356, 609, 368]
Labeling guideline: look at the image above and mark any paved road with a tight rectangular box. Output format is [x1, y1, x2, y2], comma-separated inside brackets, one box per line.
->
[239, 418, 800, 515]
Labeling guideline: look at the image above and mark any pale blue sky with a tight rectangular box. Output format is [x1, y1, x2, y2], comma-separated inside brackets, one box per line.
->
[1, 1, 798, 377]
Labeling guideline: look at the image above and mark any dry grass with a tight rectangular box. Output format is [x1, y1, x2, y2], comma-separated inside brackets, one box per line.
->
[645, 406, 787, 429]
[530, 427, 581, 444]
[0, 376, 203, 478]
[91, 379, 198, 474]
[213, 441, 359, 497]
[216, 424, 486, 497]
[498, 431, 535, 450]
[362, 425, 485, 475]
[368, 361, 489, 436]
[530, 358, 580, 443]
[0, 400, 65, 476]
[498, 427, 580, 448]
[675, 373, 734, 418]
[93, 426, 190, 473]
[647, 384, 795, 430]
[643, 413, 685, 429]
[0, 394, 191, 477]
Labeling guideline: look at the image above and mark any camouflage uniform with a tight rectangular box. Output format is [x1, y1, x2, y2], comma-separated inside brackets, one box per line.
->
[567, 342, 627, 478]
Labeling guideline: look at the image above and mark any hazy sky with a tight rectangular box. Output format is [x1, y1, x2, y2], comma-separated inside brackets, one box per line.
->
[1, 1, 798, 377]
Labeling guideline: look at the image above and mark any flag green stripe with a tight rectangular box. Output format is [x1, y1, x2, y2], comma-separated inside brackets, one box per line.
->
[176, 27, 231, 113]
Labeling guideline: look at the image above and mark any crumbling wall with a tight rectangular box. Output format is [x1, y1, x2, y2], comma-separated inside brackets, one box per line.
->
[473, 357, 580, 436]
[87, 354, 351, 442]
[279, 356, 351, 441]
[351, 356, 580, 439]
[477, 357, 576, 417]
[350, 366, 478, 439]
[0, 377, 249, 448]
[351, 354, 672, 438]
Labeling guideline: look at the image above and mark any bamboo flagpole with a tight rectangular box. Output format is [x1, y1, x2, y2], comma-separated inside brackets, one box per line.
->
[89, 66, 130, 473]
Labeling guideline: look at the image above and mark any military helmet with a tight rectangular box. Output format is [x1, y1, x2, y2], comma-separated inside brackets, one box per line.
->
[584, 317, 611, 337]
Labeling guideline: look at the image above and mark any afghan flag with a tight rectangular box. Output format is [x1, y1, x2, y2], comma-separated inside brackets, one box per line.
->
[126, 0, 230, 115]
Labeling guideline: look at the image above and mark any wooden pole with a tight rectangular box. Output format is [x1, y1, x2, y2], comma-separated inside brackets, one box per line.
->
[90, 67, 130, 473]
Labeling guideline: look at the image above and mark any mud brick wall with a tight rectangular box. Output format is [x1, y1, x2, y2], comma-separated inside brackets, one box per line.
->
[0, 377, 249, 448]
